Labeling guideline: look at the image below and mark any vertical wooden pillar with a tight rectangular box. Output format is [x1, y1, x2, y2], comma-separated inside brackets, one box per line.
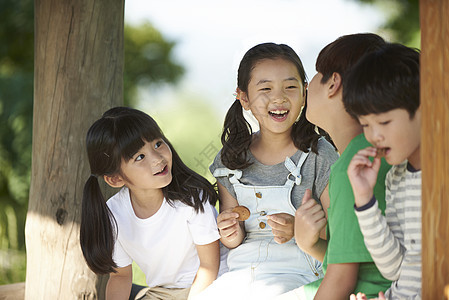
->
[25, 0, 124, 299]
[420, 0, 449, 299]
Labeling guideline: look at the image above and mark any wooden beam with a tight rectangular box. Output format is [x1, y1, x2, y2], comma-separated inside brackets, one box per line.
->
[420, 0, 449, 299]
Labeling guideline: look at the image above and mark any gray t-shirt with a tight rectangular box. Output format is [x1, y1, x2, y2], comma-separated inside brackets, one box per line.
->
[210, 138, 339, 209]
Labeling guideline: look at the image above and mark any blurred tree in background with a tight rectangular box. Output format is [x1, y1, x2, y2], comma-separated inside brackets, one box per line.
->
[0, 0, 183, 284]
[0, 0, 33, 283]
[355, 0, 420, 48]
[124, 22, 184, 107]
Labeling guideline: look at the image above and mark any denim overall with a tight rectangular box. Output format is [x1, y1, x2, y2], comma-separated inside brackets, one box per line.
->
[213, 153, 323, 296]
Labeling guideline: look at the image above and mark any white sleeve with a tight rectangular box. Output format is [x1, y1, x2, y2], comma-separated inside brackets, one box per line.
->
[188, 202, 220, 245]
[112, 237, 133, 268]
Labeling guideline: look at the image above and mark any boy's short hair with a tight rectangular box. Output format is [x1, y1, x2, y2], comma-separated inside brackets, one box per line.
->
[316, 33, 386, 84]
[343, 43, 420, 118]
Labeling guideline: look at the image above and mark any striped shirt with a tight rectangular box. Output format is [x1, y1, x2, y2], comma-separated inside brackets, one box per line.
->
[354, 161, 422, 299]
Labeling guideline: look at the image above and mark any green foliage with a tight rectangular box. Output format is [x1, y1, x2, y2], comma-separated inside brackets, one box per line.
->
[355, 0, 420, 48]
[0, 249, 26, 285]
[0, 0, 34, 258]
[124, 23, 185, 107]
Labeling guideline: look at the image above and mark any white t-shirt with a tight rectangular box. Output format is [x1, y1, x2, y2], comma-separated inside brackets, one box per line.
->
[107, 187, 224, 288]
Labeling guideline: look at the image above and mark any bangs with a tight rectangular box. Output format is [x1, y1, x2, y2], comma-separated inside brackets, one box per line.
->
[112, 113, 164, 161]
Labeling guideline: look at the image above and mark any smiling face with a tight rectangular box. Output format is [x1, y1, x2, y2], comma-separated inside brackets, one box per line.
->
[119, 138, 173, 192]
[359, 108, 421, 168]
[238, 58, 305, 136]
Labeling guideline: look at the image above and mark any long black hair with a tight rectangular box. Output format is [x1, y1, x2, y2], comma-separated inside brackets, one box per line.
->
[220, 43, 322, 170]
[80, 107, 218, 274]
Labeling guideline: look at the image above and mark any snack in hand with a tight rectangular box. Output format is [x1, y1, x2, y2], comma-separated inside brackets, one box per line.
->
[376, 148, 387, 158]
[232, 205, 250, 221]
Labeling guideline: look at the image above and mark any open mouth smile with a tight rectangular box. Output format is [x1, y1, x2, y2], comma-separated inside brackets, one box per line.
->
[269, 109, 289, 121]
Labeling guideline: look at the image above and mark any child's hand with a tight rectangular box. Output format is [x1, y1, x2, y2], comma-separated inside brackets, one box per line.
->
[217, 209, 241, 242]
[294, 189, 326, 250]
[347, 147, 381, 207]
[267, 213, 294, 244]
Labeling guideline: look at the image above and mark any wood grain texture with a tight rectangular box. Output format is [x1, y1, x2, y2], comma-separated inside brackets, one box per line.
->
[420, 0, 449, 299]
[25, 0, 124, 299]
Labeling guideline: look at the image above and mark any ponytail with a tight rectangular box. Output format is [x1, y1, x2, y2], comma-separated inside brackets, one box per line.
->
[220, 100, 253, 170]
[80, 175, 117, 274]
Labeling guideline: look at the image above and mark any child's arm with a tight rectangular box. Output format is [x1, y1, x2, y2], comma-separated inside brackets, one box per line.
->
[294, 189, 328, 261]
[188, 240, 220, 299]
[348, 147, 404, 280]
[105, 264, 133, 300]
[216, 182, 246, 249]
[314, 263, 359, 300]
[354, 198, 404, 281]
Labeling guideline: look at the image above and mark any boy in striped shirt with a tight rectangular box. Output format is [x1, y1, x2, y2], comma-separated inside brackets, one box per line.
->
[345, 43, 421, 299]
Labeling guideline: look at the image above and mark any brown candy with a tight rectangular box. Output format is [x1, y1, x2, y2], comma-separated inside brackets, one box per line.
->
[232, 205, 250, 221]
[376, 148, 387, 158]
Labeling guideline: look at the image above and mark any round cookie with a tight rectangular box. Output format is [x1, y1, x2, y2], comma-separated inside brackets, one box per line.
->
[232, 205, 250, 221]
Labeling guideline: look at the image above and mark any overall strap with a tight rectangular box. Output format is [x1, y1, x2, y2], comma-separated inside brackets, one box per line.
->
[213, 168, 243, 184]
[284, 151, 309, 185]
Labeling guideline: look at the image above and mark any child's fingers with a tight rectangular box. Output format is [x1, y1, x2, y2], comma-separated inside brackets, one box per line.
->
[315, 216, 327, 230]
[301, 189, 313, 206]
[273, 236, 288, 244]
[217, 217, 237, 230]
[295, 201, 325, 227]
[217, 211, 240, 236]
[307, 202, 325, 216]
[219, 227, 239, 240]
[357, 147, 377, 157]
[218, 221, 239, 239]
[351, 153, 374, 167]
[271, 228, 292, 244]
[298, 200, 325, 221]
[216, 211, 239, 224]
[371, 155, 382, 172]
[267, 213, 294, 226]
[267, 214, 295, 232]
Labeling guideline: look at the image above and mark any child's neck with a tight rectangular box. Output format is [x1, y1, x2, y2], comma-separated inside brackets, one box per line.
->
[129, 188, 164, 219]
[407, 144, 421, 170]
[250, 130, 297, 165]
[326, 116, 363, 154]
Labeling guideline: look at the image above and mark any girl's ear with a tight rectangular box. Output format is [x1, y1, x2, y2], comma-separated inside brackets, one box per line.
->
[328, 72, 342, 97]
[104, 174, 125, 188]
[237, 88, 250, 111]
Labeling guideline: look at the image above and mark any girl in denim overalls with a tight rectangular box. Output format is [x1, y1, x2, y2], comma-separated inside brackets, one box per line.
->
[198, 43, 338, 299]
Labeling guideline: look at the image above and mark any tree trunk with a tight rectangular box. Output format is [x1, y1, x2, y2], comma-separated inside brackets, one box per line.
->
[25, 0, 124, 299]
[420, 0, 449, 299]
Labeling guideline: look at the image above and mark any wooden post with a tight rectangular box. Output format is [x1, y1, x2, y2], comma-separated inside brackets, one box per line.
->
[25, 0, 124, 299]
[420, 0, 449, 299]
